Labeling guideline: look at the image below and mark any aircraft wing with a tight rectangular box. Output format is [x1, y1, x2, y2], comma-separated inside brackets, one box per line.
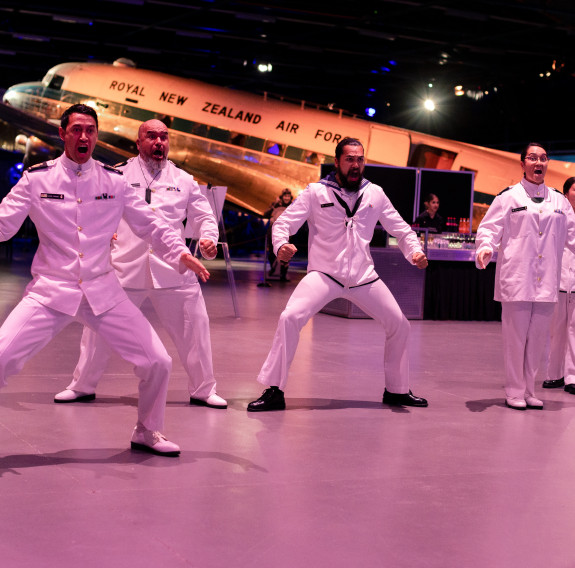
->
[0, 101, 60, 144]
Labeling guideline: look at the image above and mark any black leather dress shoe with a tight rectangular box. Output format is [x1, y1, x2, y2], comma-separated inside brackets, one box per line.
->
[247, 386, 286, 412]
[542, 377, 564, 388]
[382, 389, 428, 407]
[564, 384, 575, 395]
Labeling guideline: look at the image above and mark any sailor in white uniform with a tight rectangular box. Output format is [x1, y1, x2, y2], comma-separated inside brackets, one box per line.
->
[247, 137, 429, 411]
[0, 104, 210, 455]
[476, 144, 575, 410]
[542, 176, 575, 394]
[54, 119, 226, 409]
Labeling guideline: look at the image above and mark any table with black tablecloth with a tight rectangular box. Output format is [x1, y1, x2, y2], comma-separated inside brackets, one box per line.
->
[424, 257, 501, 321]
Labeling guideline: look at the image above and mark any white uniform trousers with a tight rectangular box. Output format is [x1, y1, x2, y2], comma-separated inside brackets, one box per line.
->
[257, 271, 411, 393]
[547, 292, 575, 386]
[501, 301, 555, 399]
[68, 284, 216, 399]
[0, 295, 171, 432]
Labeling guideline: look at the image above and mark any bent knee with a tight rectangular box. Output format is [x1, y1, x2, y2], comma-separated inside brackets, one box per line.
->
[279, 306, 310, 329]
[147, 348, 172, 372]
[384, 310, 410, 336]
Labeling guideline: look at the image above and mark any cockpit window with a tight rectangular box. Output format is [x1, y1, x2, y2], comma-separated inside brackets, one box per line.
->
[47, 74, 64, 90]
[409, 144, 457, 170]
[41, 72, 53, 87]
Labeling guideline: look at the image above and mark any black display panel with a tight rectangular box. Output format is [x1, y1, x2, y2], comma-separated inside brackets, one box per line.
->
[320, 163, 418, 223]
[320, 164, 475, 239]
[418, 169, 474, 223]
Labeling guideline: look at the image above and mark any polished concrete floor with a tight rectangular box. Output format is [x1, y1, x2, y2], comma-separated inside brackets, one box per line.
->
[1, 248, 575, 568]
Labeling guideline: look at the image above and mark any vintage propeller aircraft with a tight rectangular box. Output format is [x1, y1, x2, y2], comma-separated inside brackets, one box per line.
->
[1, 58, 573, 224]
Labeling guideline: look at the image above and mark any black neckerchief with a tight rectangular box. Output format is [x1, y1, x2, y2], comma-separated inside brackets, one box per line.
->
[325, 171, 366, 217]
[332, 190, 364, 218]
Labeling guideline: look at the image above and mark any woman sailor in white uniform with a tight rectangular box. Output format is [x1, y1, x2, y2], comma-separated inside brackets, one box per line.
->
[476, 144, 575, 410]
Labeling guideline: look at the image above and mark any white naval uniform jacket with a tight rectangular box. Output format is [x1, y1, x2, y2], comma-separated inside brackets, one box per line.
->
[111, 157, 218, 289]
[559, 247, 575, 293]
[272, 174, 423, 288]
[0, 154, 190, 316]
[475, 179, 575, 303]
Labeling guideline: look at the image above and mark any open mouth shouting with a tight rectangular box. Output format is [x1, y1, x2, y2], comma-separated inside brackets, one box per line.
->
[152, 147, 165, 160]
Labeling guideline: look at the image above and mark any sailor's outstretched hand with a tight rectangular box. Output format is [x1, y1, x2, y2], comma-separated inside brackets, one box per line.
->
[181, 253, 210, 282]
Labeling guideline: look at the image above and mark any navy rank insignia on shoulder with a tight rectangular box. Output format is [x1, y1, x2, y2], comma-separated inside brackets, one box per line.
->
[551, 187, 562, 194]
[114, 160, 128, 168]
[27, 162, 49, 173]
[101, 163, 123, 175]
[497, 186, 512, 196]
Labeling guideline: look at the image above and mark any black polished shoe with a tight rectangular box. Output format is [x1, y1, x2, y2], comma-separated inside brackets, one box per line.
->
[542, 377, 564, 389]
[564, 384, 575, 395]
[382, 389, 428, 407]
[247, 386, 286, 412]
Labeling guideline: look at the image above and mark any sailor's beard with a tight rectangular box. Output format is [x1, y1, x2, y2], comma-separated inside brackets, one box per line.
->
[337, 169, 362, 191]
[141, 154, 167, 174]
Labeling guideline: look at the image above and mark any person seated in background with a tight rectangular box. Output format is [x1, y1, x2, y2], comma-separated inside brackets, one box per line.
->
[263, 188, 294, 281]
[543, 176, 575, 395]
[413, 193, 444, 233]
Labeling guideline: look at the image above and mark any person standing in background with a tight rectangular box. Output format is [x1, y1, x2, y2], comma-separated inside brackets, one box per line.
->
[542, 176, 575, 395]
[413, 193, 444, 233]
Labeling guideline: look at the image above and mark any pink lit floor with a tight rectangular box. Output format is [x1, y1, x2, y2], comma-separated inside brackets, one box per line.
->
[0, 252, 573, 568]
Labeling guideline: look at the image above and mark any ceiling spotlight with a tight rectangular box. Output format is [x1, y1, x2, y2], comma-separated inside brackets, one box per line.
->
[257, 63, 272, 73]
[454, 85, 464, 96]
[423, 99, 435, 112]
[365, 107, 376, 118]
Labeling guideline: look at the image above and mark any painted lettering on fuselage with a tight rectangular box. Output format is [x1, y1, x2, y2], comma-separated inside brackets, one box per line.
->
[202, 102, 261, 124]
[109, 81, 146, 96]
[314, 129, 342, 144]
[275, 121, 299, 134]
[159, 92, 188, 105]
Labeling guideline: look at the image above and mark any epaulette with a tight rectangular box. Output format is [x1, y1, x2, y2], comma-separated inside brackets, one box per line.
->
[102, 163, 123, 175]
[26, 162, 49, 173]
[114, 160, 128, 168]
[551, 187, 563, 195]
[497, 186, 513, 196]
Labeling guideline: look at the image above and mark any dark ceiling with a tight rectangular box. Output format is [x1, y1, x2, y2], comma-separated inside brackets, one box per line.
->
[0, 0, 574, 155]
